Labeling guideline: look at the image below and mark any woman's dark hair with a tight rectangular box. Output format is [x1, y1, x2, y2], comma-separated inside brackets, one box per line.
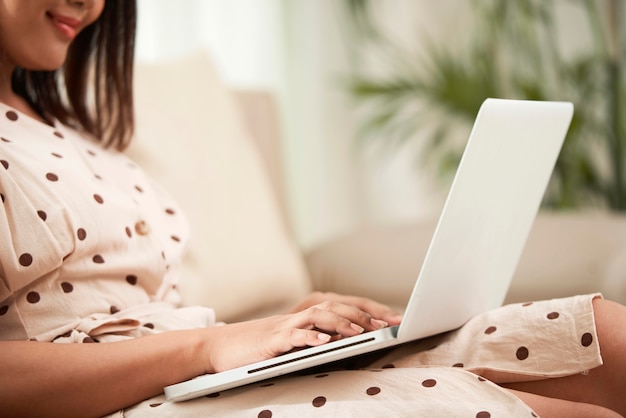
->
[12, 0, 137, 150]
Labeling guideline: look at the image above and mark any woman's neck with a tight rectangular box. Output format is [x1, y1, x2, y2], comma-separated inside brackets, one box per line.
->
[0, 64, 49, 123]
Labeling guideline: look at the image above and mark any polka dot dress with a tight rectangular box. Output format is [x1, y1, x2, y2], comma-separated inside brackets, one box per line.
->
[122, 368, 537, 417]
[0, 103, 216, 343]
[0, 103, 604, 416]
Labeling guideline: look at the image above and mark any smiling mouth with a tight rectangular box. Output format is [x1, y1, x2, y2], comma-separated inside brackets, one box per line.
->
[46, 12, 81, 40]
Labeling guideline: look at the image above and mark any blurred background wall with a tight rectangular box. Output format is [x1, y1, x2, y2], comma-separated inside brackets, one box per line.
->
[136, 0, 620, 249]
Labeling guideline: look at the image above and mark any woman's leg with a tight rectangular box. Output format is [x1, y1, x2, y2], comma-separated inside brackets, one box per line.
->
[506, 389, 622, 418]
[502, 298, 626, 416]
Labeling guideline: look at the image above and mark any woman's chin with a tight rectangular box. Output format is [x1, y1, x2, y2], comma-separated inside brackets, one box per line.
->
[22, 50, 68, 72]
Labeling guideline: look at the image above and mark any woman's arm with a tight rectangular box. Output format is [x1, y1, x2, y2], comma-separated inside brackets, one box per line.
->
[0, 296, 396, 417]
[0, 331, 204, 416]
[0, 330, 206, 418]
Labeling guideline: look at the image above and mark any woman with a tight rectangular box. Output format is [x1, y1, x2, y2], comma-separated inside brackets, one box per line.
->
[0, 1, 624, 417]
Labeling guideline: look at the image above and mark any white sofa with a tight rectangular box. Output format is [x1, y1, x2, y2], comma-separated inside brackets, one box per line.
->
[128, 51, 626, 323]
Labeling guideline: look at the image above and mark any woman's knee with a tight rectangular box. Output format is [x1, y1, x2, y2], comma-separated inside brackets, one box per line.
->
[591, 298, 626, 413]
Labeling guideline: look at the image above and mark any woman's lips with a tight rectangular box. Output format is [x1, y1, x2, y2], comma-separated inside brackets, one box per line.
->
[47, 12, 81, 40]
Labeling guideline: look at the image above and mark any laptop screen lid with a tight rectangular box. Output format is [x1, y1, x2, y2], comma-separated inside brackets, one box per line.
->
[397, 98, 573, 342]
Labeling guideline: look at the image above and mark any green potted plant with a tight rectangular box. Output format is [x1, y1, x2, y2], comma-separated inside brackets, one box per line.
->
[344, 0, 625, 210]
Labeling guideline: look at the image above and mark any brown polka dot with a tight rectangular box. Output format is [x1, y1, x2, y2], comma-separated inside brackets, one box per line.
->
[125, 226, 132, 238]
[1, 160, 8, 169]
[134, 185, 143, 193]
[126, 275, 137, 285]
[1, 137, 11, 142]
[94, 174, 102, 180]
[165, 208, 176, 215]
[143, 322, 155, 329]
[62, 331, 73, 338]
[0, 305, 9, 315]
[87, 149, 96, 156]
[484, 326, 497, 334]
[522, 302, 533, 307]
[77, 228, 87, 240]
[581, 332, 593, 347]
[258, 410, 272, 418]
[110, 306, 120, 314]
[516, 346, 529, 360]
[19, 253, 33, 267]
[422, 379, 437, 388]
[92, 254, 105, 264]
[93, 194, 104, 204]
[61, 282, 74, 293]
[45, 173, 58, 182]
[205, 392, 220, 398]
[452, 363, 464, 368]
[171, 235, 180, 242]
[547, 312, 560, 320]
[476, 412, 491, 418]
[381, 363, 395, 369]
[149, 403, 162, 408]
[366, 386, 381, 396]
[312, 396, 326, 407]
[51, 152, 63, 158]
[54, 330, 72, 340]
[37, 210, 47, 221]
[26, 291, 40, 303]
[6, 110, 18, 121]
[53, 131, 64, 139]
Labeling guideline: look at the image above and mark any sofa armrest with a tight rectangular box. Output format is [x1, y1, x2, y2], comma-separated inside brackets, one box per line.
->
[304, 211, 626, 309]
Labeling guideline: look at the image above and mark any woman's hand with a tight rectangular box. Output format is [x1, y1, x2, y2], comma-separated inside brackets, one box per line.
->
[290, 291, 403, 327]
[202, 292, 403, 374]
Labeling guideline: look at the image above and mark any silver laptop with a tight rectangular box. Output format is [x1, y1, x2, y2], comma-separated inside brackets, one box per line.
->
[164, 98, 574, 402]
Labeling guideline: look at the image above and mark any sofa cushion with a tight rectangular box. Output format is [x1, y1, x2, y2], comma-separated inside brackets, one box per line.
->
[305, 211, 626, 309]
[127, 51, 311, 322]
